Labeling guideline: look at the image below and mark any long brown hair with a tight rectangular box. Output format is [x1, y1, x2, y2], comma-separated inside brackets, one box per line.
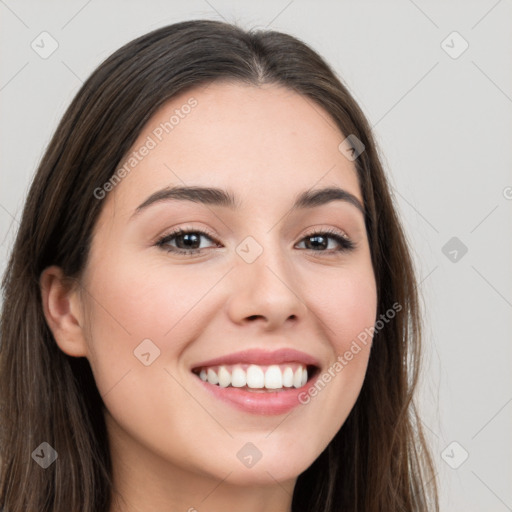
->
[0, 19, 438, 511]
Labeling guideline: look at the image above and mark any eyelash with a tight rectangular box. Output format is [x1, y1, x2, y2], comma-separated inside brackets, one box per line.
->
[155, 227, 356, 257]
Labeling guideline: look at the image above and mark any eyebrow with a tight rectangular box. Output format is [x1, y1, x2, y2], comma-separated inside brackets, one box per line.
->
[131, 185, 365, 219]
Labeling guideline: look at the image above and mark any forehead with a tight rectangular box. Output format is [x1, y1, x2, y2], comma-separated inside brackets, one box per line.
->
[104, 81, 362, 217]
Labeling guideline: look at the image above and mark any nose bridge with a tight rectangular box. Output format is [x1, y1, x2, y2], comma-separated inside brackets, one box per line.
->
[227, 230, 307, 327]
[237, 229, 291, 285]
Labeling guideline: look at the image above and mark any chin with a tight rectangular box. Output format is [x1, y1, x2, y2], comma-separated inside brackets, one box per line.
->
[200, 436, 324, 486]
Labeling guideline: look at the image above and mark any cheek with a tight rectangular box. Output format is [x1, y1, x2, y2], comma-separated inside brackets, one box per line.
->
[79, 254, 228, 464]
[80, 249, 232, 401]
[297, 263, 377, 418]
[330, 279, 377, 352]
[83, 252, 220, 345]
[305, 263, 377, 353]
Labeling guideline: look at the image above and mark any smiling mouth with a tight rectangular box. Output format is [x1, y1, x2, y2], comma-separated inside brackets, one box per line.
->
[191, 363, 319, 391]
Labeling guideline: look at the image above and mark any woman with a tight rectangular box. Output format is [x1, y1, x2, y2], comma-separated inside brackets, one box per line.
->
[0, 19, 439, 511]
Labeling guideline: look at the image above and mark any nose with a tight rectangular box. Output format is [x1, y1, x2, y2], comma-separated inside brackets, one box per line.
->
[226, 243, 308, 330]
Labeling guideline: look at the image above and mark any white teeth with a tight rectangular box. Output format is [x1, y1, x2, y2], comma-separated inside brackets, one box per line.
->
[301, 368, 308, 387]
[264, 365, 282, 389]
[207, 368, 219, 385]
[197, 363, 311, 390]
[231, 366, 247, 387]
[218, 365, 231, 387]
[247, 365, 265, 388]
[293, 367, 303, 388]
[283, 367, 294, 387]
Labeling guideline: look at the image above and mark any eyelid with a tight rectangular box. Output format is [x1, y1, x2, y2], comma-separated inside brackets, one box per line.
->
[155, 223, 217, 241]
[155, 224, 356, 256]
[300, 225, 351, 241]
[155, 226, 220, 249]
[297, 226, 356, 252]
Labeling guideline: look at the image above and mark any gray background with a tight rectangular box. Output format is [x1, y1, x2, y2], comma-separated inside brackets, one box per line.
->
[1, 1, 511, 510]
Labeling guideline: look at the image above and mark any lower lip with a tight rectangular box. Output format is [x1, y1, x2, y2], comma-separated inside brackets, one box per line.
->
[194, 373, 319, 415]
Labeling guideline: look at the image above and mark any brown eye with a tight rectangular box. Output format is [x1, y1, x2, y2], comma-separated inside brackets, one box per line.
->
[296, 230, 355, 253]
[156, 229, 219, 255]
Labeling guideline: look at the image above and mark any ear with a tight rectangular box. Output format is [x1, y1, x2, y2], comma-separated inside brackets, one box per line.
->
[40, 265, 88, 358]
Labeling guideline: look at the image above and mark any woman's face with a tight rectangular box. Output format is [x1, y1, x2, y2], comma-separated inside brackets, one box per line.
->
[78, 82, 377, 486]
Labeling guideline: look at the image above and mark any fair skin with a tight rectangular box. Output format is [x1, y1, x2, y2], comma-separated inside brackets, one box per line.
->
[40, 82, 377, 512]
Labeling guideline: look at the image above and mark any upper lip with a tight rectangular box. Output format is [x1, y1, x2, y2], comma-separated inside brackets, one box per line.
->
[191, 348, 320, 370]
